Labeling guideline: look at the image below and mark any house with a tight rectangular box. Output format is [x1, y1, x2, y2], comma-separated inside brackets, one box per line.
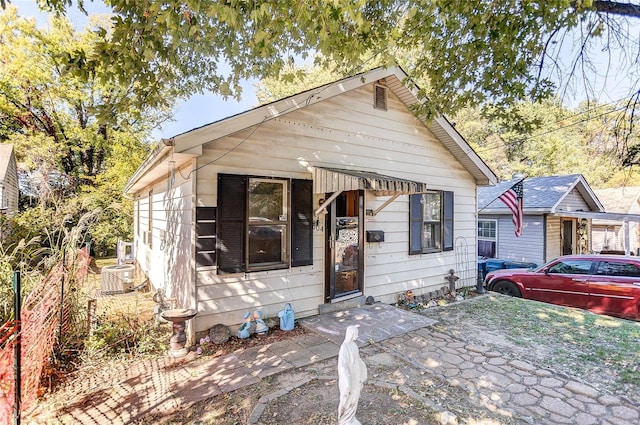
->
[478, 174, 604, 267]
[0, 144, 19, 216]
[591, 187, 640, 255]
[123, 67, 497, 341]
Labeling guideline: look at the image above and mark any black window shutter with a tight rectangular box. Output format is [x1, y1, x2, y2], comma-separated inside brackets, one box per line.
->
[409, 194, 423, 255]
[291, 179, 313, 266]
[217, 174, 246, 273]
[443, 191, 454, 251]
[195, 207, 217, 267]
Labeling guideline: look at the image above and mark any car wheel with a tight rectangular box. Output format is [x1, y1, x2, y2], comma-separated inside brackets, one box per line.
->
[492, 280, 522, 297]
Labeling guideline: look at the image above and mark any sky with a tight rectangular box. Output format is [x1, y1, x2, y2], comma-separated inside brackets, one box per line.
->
[11, 0, 640, 140]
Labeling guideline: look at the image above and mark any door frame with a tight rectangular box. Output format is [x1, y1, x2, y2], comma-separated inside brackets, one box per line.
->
[562, 219, 576, 255]
[324, 190, 364, 302]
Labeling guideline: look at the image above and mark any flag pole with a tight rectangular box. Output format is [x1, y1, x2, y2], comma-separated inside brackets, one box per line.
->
[478, 177, 526, 213]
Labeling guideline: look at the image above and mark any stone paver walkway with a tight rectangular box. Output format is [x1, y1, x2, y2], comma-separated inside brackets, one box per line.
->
[380, 327, 638, 425]
[26, 300, 639, 424]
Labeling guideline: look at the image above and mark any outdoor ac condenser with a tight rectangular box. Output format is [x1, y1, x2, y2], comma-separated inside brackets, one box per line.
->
[101, 264, 135, 294]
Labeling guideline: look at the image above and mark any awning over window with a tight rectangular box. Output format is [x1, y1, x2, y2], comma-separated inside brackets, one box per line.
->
[313, 167, 426, 196]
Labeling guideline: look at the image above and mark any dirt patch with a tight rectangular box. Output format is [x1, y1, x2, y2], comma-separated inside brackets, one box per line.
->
[258, 378, 441, 425]
[197, 325, 308, 357]
[251, 348, 519, 425]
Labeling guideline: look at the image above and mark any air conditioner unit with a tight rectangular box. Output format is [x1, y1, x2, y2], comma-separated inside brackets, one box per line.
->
[101, 264, 135, 294]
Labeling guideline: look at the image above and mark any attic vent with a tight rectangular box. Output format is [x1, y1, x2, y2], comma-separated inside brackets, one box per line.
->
[374, 84, 387, 111]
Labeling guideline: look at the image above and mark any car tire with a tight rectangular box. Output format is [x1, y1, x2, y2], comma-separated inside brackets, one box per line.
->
[492, 280, 522, 298]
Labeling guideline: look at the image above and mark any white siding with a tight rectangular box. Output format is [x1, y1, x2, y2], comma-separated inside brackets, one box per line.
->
[592, 224, 624, 252]
[0, 150, 19, 215]
[192, 85, 479, 333]
[135, 163, 195, 311]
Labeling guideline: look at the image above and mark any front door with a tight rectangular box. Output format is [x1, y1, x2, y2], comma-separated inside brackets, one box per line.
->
[325, 191, 363, 301]
[562, 219, 575, 255]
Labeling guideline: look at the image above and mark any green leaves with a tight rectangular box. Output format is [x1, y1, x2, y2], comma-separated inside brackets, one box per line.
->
[16, 0, 639, 140]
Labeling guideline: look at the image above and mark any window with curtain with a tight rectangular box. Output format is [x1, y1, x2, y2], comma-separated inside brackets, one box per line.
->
[409, 191, 454, 254]
[478, 219, 497, 258]
[217, 174, 313, 273]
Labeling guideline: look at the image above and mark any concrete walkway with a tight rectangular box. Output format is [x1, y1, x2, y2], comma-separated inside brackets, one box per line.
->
[26, 301, 639, 424]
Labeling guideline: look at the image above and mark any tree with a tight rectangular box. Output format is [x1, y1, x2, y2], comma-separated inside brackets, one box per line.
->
[454, 100, 640, 186]
[257, 56, 640, 187]
[0, 7, 169, 192]
[255, 60, 342, 104]
[18, 1, 640, 120]
[0, 6, 168, 255]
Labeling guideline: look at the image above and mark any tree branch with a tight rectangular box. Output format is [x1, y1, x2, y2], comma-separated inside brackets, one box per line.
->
[592, 1, 640, 19]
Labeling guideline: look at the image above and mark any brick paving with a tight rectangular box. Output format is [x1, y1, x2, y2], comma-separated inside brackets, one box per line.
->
[25, 301, 639, 424]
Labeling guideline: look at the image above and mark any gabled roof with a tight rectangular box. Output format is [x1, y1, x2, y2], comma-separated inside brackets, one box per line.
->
[592, 187, 640, 214]
[0, 144, 15, 181]
[479, 174, 604, 214]
[125, 67, 497, 194]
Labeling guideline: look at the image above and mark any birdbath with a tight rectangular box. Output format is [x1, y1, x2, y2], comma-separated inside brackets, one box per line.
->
[161, 308, 197, 358]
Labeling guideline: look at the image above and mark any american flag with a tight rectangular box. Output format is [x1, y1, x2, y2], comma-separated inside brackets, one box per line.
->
[498, 179, 524, 237]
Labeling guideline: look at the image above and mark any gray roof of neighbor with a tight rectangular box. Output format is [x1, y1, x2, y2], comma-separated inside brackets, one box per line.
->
[479, 174, 602, 213]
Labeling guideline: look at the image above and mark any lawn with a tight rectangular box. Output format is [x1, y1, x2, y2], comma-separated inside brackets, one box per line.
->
[420, 294, 640, 399]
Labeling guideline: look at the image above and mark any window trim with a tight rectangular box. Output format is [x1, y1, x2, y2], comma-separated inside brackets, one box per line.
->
[246, 177, 290, 272]
[217, 174, 313, 274]
[478, 219, 497, 240]
[478, 219, 497, 258]
[422, 191, 442, 253]
[409, 190, 454, 255]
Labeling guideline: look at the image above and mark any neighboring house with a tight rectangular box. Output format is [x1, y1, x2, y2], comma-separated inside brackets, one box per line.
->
[591, 187, 640, 255]
[124, 67, 496, 340]
[0, 144, 19, 216]
[478, 174, 604, 267]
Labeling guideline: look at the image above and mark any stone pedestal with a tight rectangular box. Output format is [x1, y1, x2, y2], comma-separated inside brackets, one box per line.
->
[161, 308, 197, 358]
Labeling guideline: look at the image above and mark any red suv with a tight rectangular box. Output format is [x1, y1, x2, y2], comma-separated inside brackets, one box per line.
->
[484, 255, 640, 320]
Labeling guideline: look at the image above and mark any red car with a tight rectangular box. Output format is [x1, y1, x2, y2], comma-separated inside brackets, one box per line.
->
[484, 255, 640, 320]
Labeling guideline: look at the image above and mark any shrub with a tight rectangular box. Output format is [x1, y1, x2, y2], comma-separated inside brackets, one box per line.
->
[83, 315, 169, 361]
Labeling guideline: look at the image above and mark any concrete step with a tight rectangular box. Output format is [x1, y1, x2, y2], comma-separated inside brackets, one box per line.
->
[318, 295, 367, 315]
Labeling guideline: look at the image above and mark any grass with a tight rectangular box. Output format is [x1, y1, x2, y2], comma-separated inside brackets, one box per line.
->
[424, 294, 640, 396]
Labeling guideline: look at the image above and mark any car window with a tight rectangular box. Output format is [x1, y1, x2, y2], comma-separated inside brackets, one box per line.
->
[595, 261, 640, 277]
[548, 260, 593, 275]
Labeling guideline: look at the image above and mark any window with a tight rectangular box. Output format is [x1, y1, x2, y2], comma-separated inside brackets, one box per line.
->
[548, 260, 593, 275]
[409, 191, 454, 254]
[595, 261, 640, 277]
[478, 220, 497, 258]
[217, 174, 313, 274]
[247, 178, 288, 269]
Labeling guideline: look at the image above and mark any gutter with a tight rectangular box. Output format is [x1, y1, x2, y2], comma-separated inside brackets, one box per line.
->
[123, 138, 175, 194]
